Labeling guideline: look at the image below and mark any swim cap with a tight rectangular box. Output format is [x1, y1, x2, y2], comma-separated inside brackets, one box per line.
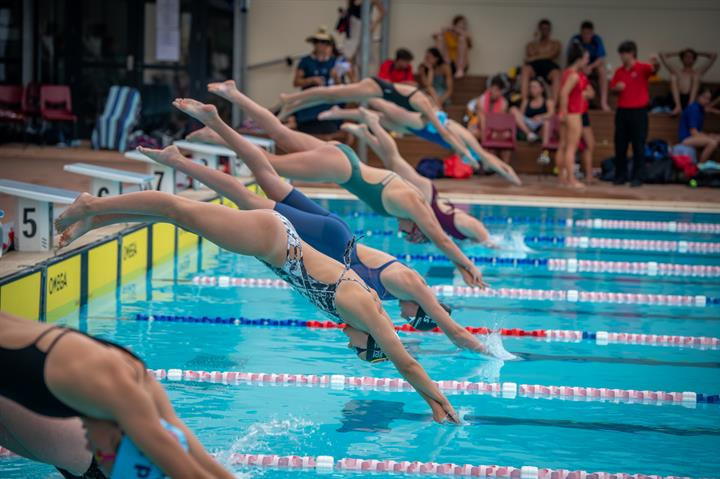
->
[111, 419, 188, 479]
[354, 334, 388, 363]
[407, 302, 451, 331]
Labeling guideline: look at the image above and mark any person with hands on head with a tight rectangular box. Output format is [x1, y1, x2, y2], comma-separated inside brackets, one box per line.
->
[659, 48, 717, 115]
[0, 312, 236, 479]
[200, 84, 487, 287]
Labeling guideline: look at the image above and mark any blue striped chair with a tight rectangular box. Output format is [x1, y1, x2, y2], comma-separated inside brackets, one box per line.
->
[91, 86, 141, 152]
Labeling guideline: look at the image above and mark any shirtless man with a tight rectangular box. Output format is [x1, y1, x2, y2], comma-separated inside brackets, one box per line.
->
[520, 19, 562, 103]
[660, 48, 717, 115]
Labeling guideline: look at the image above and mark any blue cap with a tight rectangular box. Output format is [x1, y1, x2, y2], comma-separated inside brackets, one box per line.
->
[111, 419, 188, 478]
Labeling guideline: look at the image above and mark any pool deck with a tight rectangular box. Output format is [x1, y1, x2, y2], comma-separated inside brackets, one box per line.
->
[1, 142, 718, 279]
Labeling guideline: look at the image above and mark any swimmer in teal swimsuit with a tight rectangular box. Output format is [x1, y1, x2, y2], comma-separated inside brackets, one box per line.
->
[192, 83, 487, 288]
[318, 98, 522, 186]
[341, 108, 497, 246]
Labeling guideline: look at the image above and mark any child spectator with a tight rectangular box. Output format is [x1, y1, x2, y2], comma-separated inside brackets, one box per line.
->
[378, 48, 416, 85]
[659, 48, 717, 115]
[556, 42, 591, 189]
[509, 77, 554, 143]
[569, 21, 610, 111]
[433, 15, 473, 79]
[610, 40, 660, 187]
[293, 26, 340, 135]
[520, 19, 562, 105]
[679, 87, 719, 164]
[468, 75, 511, 164]
[418, 47, 453, 107]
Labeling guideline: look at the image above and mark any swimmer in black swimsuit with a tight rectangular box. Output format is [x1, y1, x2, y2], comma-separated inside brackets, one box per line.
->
[274, 77, 477, 166]
[55, 184, 461, 424]
[0, 312, 234, 478]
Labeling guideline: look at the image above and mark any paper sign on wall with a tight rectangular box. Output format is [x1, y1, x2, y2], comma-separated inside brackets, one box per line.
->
[156, 0, 180, 61]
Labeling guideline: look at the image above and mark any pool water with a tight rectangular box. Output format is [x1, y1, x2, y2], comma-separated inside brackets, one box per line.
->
[3, 199, 719, 478]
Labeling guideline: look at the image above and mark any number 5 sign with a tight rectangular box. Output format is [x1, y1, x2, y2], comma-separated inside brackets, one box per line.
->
[16, 198, 52, 251]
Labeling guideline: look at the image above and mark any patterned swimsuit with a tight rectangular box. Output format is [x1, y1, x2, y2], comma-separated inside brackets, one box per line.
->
[260, 212, 367, 319]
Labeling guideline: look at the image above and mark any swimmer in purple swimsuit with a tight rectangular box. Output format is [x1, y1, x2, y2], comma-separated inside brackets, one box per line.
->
[342, 108, 497, 246]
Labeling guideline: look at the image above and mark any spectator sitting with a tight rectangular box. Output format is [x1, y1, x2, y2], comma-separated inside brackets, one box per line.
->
[378, 48, 416, 85]
[418, 47, 453, 107]
[293, 26, 341, 135]
[610, 40, 660, 187]
[660, 48, 717, 115]
[468, 75, 511, 164]
[520, 19, 562, 105]
[433, 15, 472, 79]
[509, 77, 554, 143]
[569, 20, 610, 111]
[679, 87, 719, 164]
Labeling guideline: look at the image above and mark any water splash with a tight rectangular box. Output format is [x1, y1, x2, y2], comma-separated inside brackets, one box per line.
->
[484, 332, 517, 361]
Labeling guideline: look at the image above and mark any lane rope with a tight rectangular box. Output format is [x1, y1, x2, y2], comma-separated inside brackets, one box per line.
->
[147, 368, 719, 406]
[189, 275, 719, 308]
[345, 211, 720, 234]
[230, 453, 710, 479]
[135, 313, 720, 350]
[354, 229, 720, 254]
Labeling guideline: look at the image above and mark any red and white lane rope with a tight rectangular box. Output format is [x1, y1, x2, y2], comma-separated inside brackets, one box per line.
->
[562, 236, 720, 254]
[147, 369, 701, 407]
[546, 258, 720, 277]
[572, 217, 720, 234]
[230, 453, 707, 479]
[191, 276, 716, 308]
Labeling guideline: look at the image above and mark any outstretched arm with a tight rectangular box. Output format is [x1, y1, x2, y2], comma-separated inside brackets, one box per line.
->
[338, 291, 460, 424]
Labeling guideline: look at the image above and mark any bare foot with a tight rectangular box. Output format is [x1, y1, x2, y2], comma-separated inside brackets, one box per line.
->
[454, 71, 465, 80]
[568, 179, 586, 189]
[671, 107, 682, 116]
[358, 106, 380, 125]
[55, 192, 94, 232]
[137, 145, 185, 168]
[601, 103, 611, 112]
[278, 92, 292, 105]
[172, 98, 220, 125]
[207, 80, 238, 100]
[57, 218, 93, 248]
[186, 126, 225, 146]
[340, 122, 369, 138]
[317, 105, 343, 121]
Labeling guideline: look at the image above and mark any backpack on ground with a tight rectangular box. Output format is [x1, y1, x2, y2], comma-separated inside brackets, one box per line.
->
[416, 158, 445, 179]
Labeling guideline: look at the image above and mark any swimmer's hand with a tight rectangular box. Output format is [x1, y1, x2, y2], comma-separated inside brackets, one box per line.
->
[457, 263, 489, 289]
[431, 400, 461, 425]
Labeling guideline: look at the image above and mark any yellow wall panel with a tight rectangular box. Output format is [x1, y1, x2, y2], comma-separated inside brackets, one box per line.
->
[45, 255, 81, 321]
[177, 227, 199, 252]
[152, 223, 175, 266]
[0, 272, 41, 320]
[88, 240, 118, 300]
[121, 228, 148, 283]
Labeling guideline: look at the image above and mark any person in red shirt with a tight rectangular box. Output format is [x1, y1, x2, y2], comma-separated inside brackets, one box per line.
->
[378, 48, 416, 85]
[556, 42, 591, 189]
[610, 41, 660, 186]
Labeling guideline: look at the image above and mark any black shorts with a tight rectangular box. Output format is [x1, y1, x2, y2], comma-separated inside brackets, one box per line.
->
[582, 112, 590, 127]
[527, 59, 560, 81]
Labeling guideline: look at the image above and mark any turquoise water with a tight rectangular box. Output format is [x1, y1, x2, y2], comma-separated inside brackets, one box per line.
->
[2, 199, 720, 478]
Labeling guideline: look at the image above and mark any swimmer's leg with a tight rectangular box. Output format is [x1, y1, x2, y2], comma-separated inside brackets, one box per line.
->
[208, 80, 325, 153]
[56, 192, 285, 264]
[139, 145, 273, 210]
[367, 98, 425, 131]
[174, 98, 351, 184]
[278, 78, 380, 119]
